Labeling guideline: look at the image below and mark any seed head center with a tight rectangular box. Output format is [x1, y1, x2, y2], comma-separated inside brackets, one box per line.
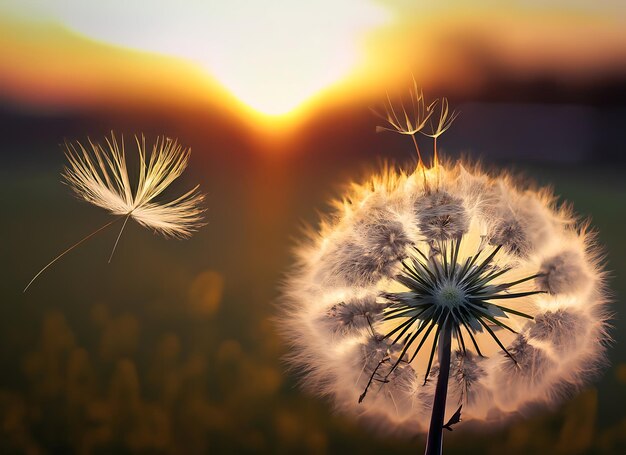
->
[436, 283, 465, 309]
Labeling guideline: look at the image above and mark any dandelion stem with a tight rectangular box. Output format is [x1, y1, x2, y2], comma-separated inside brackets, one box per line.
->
[108, 213, 131, 263]
[24, 217, 122, 292]
[425, 319, 452, 455]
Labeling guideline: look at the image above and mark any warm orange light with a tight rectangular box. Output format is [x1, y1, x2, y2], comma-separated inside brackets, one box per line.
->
[1, 1, 625, 130]
[1, 0, 390, 117]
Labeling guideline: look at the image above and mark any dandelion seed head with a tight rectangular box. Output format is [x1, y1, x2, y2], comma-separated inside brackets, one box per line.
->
[281, 161, 610, 434]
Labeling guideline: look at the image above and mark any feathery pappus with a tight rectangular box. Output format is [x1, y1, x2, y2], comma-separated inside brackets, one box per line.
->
[25, 133, 205, 291]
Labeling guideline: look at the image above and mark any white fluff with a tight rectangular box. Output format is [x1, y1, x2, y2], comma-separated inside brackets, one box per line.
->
[63, 133, 205, 238]
[25, 133, 205, 291]
[280, 162, 610, 434]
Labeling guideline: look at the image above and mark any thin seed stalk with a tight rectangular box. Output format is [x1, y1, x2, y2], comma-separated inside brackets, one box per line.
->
[425, 319, 452, 455]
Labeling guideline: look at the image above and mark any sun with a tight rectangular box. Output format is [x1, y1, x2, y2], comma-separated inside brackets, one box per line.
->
[199, 1, 390, 116]
[6, 0, 389, 116]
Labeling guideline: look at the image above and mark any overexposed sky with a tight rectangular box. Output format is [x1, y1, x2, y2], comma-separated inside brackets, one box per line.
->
[1, 1, 624, 115]
[1, 0, 389, 115]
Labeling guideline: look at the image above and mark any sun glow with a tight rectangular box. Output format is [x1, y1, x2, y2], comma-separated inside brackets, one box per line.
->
[2, 0, 389, 116]
[2, 1, 624, 125]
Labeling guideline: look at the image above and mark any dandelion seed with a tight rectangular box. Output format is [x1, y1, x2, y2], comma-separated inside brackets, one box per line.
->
[316, 213, 411, 286]
[449, 350, 489, 407]
[529, 309, 589, 354]
[320, 295, 383, 337]
[24, 133, 205, 291]
[537, 250, 589, 295]
[418, 350, 491, 418]
[373, 78, 436, 166]
[488, 216, 530, 257]
[317, 238, 387, 286]
[420, 97, 459, 165]
[415, 191, 469, 241]
[281, 91, 610, 454]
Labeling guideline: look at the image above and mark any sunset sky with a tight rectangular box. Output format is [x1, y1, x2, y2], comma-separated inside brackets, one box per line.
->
[1, 0, 625, 126]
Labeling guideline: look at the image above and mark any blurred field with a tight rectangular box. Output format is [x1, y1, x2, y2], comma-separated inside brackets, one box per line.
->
[1, 104, 626, 454]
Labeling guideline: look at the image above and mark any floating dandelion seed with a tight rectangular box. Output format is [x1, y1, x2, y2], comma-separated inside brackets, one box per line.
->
[281, 91, 610, 454]
[24, 133, 205, 291]
[374, 79, 436, 166]
[420, 97, 459, 165]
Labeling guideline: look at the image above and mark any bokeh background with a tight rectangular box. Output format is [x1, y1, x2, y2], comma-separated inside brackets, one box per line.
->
[1, 1, 625, 453]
